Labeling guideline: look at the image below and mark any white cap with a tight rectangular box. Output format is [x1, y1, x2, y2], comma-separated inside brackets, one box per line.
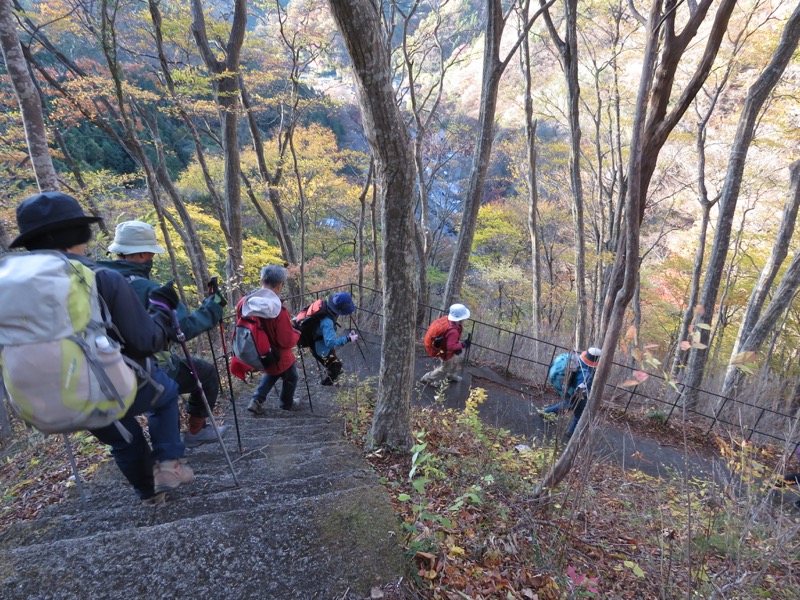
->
[448, 304, 470, 322]
[108, 221, 165, 255]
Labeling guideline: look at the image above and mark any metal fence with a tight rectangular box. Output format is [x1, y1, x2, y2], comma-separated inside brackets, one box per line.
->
[238, 282, 800, 454]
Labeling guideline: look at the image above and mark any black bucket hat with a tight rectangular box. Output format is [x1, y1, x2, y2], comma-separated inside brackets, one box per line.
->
[10, 191, 103, 249]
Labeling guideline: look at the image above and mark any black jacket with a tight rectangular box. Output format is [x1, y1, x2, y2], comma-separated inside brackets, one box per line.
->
[68, 253, 172, 361]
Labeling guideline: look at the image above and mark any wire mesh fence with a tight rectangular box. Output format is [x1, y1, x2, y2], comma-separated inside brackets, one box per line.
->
[222, 281, 800, 454]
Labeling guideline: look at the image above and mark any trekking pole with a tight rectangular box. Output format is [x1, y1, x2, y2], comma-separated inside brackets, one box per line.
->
[152, 299, 240, 487]
[298, 348, 314, 412]
[62, 434, 88, 511]
[348, 316, 371, 372]
[460, 332, 473, 378]
[207, 277, 243, 454]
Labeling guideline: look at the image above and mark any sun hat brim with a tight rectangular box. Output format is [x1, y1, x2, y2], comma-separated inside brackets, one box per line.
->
[10, 215, 102, 249]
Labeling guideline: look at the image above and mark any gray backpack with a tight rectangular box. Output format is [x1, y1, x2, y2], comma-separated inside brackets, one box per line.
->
[0, 251, 137, 434]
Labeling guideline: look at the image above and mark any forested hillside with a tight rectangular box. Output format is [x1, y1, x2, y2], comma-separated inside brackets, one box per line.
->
[1, 0, 800, 475]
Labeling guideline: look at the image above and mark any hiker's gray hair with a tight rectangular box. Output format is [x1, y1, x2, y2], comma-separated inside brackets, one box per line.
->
[260, 265, 287, 287]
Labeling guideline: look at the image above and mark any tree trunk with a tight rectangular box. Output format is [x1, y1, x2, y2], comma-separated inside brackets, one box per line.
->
[521, 21, 541, 345]
[683, 3, 800, 405]
[538, 0, 734, 491]
[191, 0, 247, 297]
[541, 0, 586, 348]
[358, 160, 375, 293]
[328, 0, 418, 450]
[442, 0, 551, 309]
[599, 0, 738, 339]
[721, 160, 800, 397]
[0, 0, 59, 191]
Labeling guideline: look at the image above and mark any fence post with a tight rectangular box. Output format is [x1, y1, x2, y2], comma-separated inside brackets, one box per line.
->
[506, 333, 517, 374]
[545, 347, 558, 388]
[623, 386, 638, 414]
[747, 407, 767, 442]
[706, 395, 728, 435]
[665, 383, 684, 423]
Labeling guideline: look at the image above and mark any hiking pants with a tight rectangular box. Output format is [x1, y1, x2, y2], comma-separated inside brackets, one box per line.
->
[90, 366, 183, 500]
[173, 356, 220, 418]
[311, 347, 343, 384]
[544, 394, 587, 434]
[254, 364, 299, 409]
[421, 355, 461, 383]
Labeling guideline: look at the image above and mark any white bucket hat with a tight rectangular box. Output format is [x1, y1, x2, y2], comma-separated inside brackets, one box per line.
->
[108, 221, 165, 255]
[448, 303, 470, 322]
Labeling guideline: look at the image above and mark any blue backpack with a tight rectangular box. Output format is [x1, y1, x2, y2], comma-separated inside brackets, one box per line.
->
[548, 352, 581, 398]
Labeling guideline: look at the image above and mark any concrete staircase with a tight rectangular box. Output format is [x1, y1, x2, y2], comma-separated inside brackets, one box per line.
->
[0, 400, 405, 599]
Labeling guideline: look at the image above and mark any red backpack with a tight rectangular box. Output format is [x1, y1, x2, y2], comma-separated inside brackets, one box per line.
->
[423, 316, 452, 357]
[292, 299, 332, 348]
[231, 295, 278, 372]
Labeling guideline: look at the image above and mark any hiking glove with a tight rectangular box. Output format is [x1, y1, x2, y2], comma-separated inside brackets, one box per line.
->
[149, 281, 179, 310]
[209, 291, 228, 308]
[461, 338, 471, 349]
[348, 332, 358, 343]
[206, 277, 227, 307]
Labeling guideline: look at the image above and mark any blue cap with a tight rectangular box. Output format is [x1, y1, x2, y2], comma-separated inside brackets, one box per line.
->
[329, 292, 355, 316]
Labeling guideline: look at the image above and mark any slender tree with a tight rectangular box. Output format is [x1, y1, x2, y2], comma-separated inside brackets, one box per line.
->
[683, 2, 800, 405]
[539, 0, 737, 492]
[540, 0, 586, 348]
[721, 159, 800, 398]
[442, 0, 553, 309]
[0, 0, 58, 191]
[191, 0, 247, 295]
[328, 0, 418, 449]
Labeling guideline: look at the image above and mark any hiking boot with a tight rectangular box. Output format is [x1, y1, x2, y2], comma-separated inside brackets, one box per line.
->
[183, 424, 227, 448]
[142, 492, 166, 506]
[447, 374, 463, 383]
[153, 459, 194, 494]
[281, 400, 301, 411]
[321, 376, 335, 386]
[247, 397, 266, 415]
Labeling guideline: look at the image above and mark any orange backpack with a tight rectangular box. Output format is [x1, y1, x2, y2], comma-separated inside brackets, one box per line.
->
[423, 316, 452, 357]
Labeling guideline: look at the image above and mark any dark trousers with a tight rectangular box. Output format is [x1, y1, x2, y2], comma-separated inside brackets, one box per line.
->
[172, 357, 219, 418]
[90, 367, 182, 500]
[544, 393, 587, 434]
[255, 364, 299, 409]
[310, 347, 343, 384]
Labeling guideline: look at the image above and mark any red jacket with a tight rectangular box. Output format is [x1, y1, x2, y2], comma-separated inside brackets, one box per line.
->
[262, 305, 300, 375]
[440, 322, 465, 360]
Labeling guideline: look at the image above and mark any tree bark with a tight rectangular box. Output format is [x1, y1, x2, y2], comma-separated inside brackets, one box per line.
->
[0, 0, 59, 191]
[720, 160, 800, 397]
[328, 0, 418, 450]
[541, 0, 586, 348]
[683, 2, 800, 405]
[521, 17, 541, 345]
[191, 0, 247, 297]
[442, 0, 552, 309]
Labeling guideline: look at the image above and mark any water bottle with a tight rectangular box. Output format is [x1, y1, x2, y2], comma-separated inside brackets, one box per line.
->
[95, 335, 113, 354]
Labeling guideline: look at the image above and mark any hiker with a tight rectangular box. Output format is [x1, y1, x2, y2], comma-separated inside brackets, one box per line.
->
[301, 292, 358, 386]
[420, 303, 472, 384]
[243, 265, 301, 414]
[9, 192, 192, 504]
[542, 347, 602, 437]
[98, 220, 227, 448]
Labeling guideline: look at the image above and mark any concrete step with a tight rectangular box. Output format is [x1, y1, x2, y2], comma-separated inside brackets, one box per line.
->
[0, 485, 403, 599]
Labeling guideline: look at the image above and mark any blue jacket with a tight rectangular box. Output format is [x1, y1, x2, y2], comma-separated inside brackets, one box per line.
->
[97, 259, 223, 340]
[314, 316, 350, 357]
